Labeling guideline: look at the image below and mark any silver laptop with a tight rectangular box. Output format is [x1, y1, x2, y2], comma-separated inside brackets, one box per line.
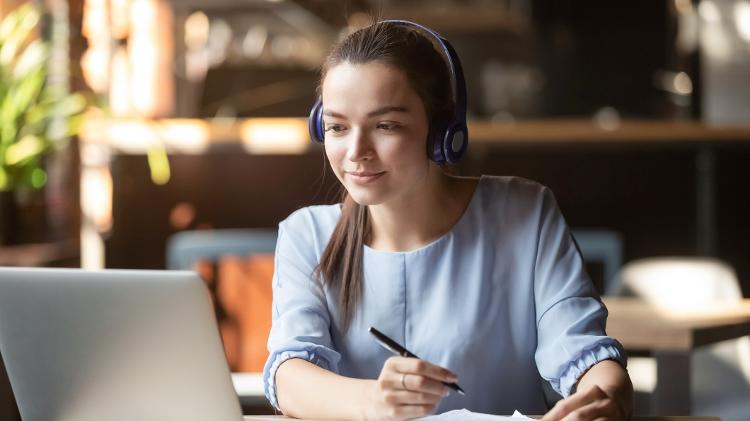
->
[0, 267, 244, 421]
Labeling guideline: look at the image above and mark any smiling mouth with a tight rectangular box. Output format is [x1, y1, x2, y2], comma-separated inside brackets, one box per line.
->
[345, 171, 386, 184]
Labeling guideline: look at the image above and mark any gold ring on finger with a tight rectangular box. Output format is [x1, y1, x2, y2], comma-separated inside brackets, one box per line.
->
[401, 373, 408, 390]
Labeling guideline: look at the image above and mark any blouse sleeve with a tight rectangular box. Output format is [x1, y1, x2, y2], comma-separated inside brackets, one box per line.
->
[262, 212, 341, 410]
[532, 187, 626, 398]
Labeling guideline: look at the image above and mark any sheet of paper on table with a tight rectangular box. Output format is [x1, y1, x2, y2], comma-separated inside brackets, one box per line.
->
[419, 409, 531, 420]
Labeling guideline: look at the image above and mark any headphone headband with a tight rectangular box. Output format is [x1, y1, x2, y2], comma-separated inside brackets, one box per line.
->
[308, 20, 468, 165]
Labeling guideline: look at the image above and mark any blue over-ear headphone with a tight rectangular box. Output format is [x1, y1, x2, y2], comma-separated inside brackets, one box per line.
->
[308, 20, 468, 165]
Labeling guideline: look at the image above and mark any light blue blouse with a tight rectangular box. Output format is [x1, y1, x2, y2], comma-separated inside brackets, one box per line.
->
[263, 175, 625, 415]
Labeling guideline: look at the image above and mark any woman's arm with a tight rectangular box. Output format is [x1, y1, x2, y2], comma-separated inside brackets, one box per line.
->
[542, 360, 633, 421]
[276, 359, 372, 420]
[275, 357, 455, 421]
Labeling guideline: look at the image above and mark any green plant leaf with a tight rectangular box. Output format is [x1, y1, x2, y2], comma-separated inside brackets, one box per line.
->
[0, 4, 35, 42]
[2, 65, 46, 131]
[0, 4, 40, 67]
[5, 134, 44, 165]
[0, 167, 7, 190]
[30, 167, 46, 188]
[0, 3, 88, 191]
[11, 39, 47, 79]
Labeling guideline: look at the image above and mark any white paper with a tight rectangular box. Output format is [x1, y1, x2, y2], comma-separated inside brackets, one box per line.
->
[418, 409, 532, 420]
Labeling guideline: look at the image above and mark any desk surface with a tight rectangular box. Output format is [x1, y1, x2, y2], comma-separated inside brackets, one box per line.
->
[604, 297, 750, 351]
[244, 416, 720, 421]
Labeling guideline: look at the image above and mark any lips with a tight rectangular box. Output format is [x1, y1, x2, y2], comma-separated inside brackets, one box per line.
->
[345, 170, 385, 185]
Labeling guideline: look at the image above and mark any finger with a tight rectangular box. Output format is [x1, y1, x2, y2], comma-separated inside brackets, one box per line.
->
[542, 386, 608, 421]
[383, 373, 448, 396]
[389, 404, 436, 420]
[388, 357, 457, 383]
[382, 390, 444, 406]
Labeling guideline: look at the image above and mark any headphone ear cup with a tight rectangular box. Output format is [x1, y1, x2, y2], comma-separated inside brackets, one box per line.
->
[427, 124, 447, 164]
[308, 99, 325, 143]
[442, 125, 468, 164]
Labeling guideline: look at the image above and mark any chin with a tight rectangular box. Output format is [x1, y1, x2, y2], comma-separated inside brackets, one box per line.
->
[346, 187, 388, 207]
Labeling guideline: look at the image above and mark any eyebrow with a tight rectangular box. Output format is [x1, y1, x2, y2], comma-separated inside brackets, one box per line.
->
[323, 106, 410, 119]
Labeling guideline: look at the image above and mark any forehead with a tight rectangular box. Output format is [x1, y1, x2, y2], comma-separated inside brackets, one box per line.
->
[321, 62, 421, 115]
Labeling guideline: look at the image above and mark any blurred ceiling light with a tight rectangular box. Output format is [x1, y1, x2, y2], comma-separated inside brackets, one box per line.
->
[701, 24, 732, 61]
[109, 47, 131, 116]
[82, 0, 109, 40]
[208, 18, 232, 66]
[100, 119, 160, 150]
[625, 258, 742, 313]
[673, 71, 693, 95]
[186, 48, 209, 82]
[656, 70, 694, 95]
[735, 1, 750, 42]
[80, 47, 109, 93]
[157, 120, 210, 153]
[81, 118, 210, 153]
[592, 106, 621, 131]
[81, 165, 113, 233]
[185, 11, 210, 51]
[129, 0, 173, 117]
[270, 35, 295, 59]
[699, 0, 722, 23]
[81, 0, 110, 93]
[674, 0, 693, 14]
[242, 25, 268, 58]
[675, 0, 699, 53]
[240, 118, 309, 154]
[111, 0, 130, 39]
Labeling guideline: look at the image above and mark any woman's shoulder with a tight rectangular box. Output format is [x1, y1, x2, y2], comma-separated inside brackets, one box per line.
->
[467, 176, 560, 240]
[278, 204, 341, 245]
[477, 175, 553, 205]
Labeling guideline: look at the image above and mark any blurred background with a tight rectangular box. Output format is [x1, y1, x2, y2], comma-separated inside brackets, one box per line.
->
[1, 0, 749, 419]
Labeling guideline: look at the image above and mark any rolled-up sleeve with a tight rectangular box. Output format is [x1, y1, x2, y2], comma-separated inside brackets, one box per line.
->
[263, 214, 341, 410]
[532, 187, 626, 397]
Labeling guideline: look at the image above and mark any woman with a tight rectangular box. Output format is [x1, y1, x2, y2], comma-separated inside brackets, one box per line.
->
[263, 20, 633, 420]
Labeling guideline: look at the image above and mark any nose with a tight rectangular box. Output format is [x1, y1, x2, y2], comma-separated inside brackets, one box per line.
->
[346, 128, 373, 162]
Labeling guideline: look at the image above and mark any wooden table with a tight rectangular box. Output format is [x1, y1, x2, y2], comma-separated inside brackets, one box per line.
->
[244, 416, 720, 421]
[237, 298, 749, 417]
[604, 297, 750, 415]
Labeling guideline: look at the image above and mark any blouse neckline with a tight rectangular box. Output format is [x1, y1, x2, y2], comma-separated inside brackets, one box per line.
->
[362, 175, 485, 256]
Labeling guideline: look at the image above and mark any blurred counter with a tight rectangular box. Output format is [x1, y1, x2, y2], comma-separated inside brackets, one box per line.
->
[80, 118, 750, 153]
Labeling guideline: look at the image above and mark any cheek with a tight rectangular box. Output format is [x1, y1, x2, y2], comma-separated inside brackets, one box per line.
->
[324, 143, 345, 172]
[382, 136, 427, 166]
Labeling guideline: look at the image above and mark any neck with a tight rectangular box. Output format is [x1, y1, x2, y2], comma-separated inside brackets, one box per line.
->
[366, 170, 476, 252]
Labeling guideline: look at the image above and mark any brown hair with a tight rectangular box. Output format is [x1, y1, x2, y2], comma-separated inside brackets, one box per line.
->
[314, 21, 454, 330]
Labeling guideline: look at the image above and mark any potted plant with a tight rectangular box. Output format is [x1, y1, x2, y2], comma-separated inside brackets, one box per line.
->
[0, 3, 86, 244]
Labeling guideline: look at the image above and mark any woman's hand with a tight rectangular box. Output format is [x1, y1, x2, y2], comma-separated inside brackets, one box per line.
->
[362, 356, 457, 421]
[542, 384, 629, 421]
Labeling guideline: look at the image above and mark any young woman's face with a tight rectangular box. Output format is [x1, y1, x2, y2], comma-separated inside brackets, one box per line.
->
[321, 61, 432, 207]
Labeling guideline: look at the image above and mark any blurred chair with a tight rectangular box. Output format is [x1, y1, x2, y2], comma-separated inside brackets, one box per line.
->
[617, 257, 750, 421]
[167, 229, 278, 271]
[571, 228, 624, 295]
[166, 229, 277, 373]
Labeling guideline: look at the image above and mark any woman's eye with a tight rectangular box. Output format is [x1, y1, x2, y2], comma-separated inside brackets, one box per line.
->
[377, 122, 400, 131]
[324, 124, 346, 134]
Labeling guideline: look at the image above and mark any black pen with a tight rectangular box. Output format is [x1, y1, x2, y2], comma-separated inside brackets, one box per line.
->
[368, 326, 465, 395]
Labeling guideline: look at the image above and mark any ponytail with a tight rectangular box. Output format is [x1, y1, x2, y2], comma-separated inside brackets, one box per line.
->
[315, 192, 370, 331]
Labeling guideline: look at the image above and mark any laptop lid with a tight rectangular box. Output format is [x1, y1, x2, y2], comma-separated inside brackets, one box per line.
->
[0, 267, 243, 421]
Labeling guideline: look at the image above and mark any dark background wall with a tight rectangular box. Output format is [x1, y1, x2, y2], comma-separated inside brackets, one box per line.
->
[104, 140, 750, 297]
